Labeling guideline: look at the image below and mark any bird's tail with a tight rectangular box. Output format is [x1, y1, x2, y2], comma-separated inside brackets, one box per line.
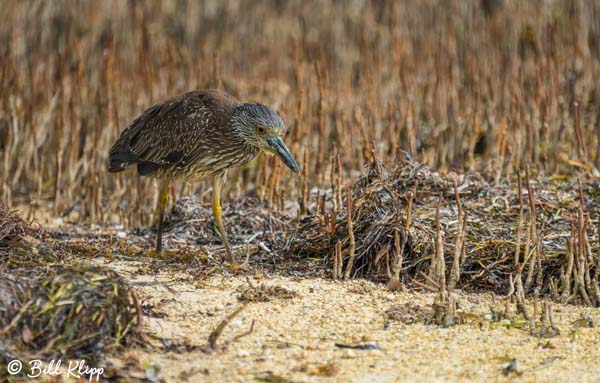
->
[107, 150, 137, 173]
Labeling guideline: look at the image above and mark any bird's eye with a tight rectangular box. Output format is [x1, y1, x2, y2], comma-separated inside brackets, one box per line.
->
[256, 126, 267, 134]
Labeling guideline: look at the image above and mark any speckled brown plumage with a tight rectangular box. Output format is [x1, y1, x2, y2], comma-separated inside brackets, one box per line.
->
[108, 89, 299, 263]
[108, 89, 259, 181]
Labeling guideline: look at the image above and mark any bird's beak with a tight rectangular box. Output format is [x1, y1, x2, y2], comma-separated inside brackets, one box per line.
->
[266, 136, 299, 173]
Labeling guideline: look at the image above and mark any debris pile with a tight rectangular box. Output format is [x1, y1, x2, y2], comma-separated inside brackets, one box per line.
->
[0, 208, 45, 252]
[290, 153, 600, 306]
[158, 196, 294, 252]
[0, 265, 142, 364]
[237, 278, 300, 302]
[0, 209, 144, 378]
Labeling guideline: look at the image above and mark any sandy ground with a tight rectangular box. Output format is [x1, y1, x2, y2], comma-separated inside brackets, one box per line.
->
[92, 259, 600, 383]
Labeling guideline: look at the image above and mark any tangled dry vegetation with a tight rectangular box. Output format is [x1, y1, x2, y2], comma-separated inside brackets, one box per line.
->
[0, 211, 145, 381]
[291, 152, 600, 326]
[292, 152, 600, 305]
[0, 209, 45, 249]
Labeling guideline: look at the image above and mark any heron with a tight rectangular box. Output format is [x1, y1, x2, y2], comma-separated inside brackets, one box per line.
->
[108, 89, 299, 268]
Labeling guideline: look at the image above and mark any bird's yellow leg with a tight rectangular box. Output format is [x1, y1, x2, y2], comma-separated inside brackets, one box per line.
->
[155, 179, 170, 255]
[213, 176, 239, 269]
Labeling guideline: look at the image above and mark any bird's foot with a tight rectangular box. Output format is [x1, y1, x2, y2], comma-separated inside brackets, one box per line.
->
[147, 249, 161, 257]
[228, 261, 242, 271]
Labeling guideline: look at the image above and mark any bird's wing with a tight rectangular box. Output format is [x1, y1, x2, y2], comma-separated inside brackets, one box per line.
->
[108, 90, 239, 175]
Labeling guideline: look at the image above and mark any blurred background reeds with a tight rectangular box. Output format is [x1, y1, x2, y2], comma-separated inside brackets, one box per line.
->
[1, 0, 599, 227]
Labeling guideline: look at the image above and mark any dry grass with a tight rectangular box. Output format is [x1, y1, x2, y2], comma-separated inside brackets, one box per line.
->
[1, 0, 599, 226]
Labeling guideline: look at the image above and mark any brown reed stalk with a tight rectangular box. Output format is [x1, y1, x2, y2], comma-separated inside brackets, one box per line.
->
[2, 108, 12, 207]
[431, 193, 454, 325]
[300, 146, 309, 216]
[331, 146, 338, 214]
[430, 195, 445, 285]
[314, 61, 326, 182]
[407, 185, 416, 231]
[514, 172, 524, 267]
[573, 101, 588, 161]
[343, 188, 355, 280]
[267, 159, 280, 207]
[388, 230, 403, 291]
[406, 102, 416, 157]
[333, 240, 340, 280]
[524, 166, 539, 290]
[561, 232, 574, 304]
[468, 110, 479, 170]
[596, 111, 600, 169]
[449, 178, 464, 290]
[335, 152, 343, 209]
[514, 274, 530, 321]
[388, 188, 415, 290]
[494, 117, 508, 182]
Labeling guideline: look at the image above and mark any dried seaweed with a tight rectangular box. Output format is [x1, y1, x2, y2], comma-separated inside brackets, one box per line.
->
[0, 265, 143, 367]
[237, 279, 299, 303]
[0, 209, 45, 252]
[158, 197, 293, 247]
[290, 153, 600, 306]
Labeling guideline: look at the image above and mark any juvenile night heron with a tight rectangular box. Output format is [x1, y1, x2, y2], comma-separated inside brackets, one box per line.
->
[108, 89, 299, 267]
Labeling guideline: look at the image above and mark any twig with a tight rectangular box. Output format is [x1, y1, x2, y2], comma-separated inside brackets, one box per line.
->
[418, 271, 440, 290]
[231, 319, 256, 343]
[410, 277, 438, 293]
[241, 243, 251, 269]
[208, 305, 247, 350]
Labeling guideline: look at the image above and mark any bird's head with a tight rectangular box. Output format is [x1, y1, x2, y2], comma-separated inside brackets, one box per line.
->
[232, 103, 299, 173]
